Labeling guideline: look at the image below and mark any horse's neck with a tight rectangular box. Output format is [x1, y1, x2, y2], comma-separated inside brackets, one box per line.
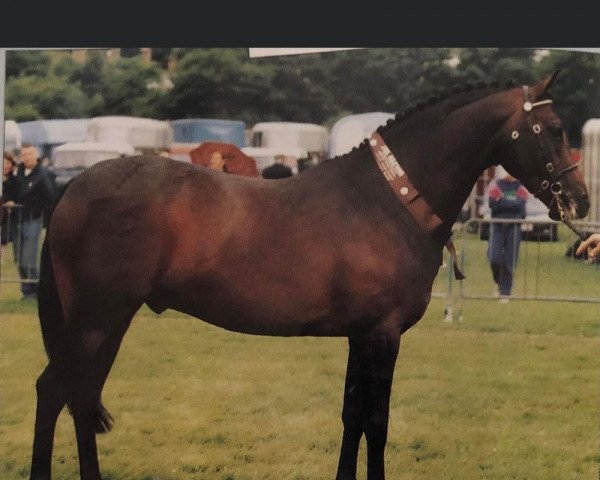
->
[382, 96, 512, 231]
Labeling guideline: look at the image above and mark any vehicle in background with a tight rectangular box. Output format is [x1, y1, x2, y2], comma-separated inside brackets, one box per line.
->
[328, 112, 395, 158]
[86, 116, 173, 155]
[581, 119, 600, 225]
[50, 142, 136, 188]
[249, 122, 329, 171]
[18, 119, 89, 161]
[170, 119, 246, 148]
[4, 120, 22, 153]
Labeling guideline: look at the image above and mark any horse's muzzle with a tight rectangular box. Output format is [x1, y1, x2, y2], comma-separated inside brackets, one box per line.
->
[575, 192, 591, 218]
[548, 190, 590, 221]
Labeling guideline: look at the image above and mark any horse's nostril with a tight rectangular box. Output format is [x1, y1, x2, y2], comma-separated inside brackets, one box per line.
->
[578, 194, 591, 217]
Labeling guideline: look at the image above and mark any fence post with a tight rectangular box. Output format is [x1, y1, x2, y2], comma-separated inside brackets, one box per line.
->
[443, 249, 453, 322]
[0, 48, 6, 296]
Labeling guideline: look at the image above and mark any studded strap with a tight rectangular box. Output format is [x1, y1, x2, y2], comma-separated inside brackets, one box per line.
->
[369, 132, 443, 232]
[369, 131, 465, 280]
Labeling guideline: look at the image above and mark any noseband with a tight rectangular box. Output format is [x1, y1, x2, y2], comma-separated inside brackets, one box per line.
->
[510, 85, 584, 238]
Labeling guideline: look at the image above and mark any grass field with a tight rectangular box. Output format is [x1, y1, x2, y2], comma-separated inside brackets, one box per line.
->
[1, 230, 599, 480]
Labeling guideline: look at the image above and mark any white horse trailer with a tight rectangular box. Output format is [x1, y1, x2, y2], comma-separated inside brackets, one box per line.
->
[4, 120, 22, 153]
[581, 119, 600, 224]
[86, 116, 174, 154]
[250, 122, 329, 160]
[328, 112, 394, 158]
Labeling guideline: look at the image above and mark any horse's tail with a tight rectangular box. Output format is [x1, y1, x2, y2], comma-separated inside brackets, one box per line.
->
[37, 181, 114, 433]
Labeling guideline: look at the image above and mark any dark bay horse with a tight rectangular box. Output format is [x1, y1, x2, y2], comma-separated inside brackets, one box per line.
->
[30, 73, 589, 480]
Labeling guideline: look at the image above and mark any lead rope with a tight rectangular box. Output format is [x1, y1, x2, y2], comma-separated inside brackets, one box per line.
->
[552, 190, 590, 241]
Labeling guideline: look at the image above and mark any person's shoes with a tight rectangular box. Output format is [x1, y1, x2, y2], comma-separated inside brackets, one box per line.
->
[498, 295, 510, 304]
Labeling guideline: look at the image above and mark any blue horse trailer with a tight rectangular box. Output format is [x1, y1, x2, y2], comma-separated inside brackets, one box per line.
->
[18, 119, 90, 161]
[170, 119, 246, 148]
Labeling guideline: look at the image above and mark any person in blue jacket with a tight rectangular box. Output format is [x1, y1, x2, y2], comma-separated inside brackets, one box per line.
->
[486, 166, 529, 302]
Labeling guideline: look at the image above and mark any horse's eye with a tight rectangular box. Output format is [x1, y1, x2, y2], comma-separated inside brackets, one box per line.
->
[548, 125, 563, 138]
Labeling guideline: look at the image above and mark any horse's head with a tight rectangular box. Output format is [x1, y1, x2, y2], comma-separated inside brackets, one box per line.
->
[499, 72, 589, 221]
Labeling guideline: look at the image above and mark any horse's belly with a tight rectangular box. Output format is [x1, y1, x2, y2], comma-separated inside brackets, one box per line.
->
[162, 286, 344, 337]
[156, 271, 420, 337]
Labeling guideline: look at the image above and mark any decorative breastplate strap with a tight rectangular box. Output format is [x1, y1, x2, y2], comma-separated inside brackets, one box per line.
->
[369, 131, 465, 280]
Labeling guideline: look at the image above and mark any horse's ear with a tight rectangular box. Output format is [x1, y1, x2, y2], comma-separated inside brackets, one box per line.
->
[534, 70, 561, 97]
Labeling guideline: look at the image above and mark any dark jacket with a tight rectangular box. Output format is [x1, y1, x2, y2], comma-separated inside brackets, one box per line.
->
[1, 172, 20, 244]
[2, 171, 19, 203]
[14, 163, 57, 220]
[262, 163, 293, 179]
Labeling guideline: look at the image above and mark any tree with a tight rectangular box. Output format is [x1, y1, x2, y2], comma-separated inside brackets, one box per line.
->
[535, 50, 600, 147]
[5, 50, 52, 78]
[160, 49, 274, 123]
[98, 57, 165, 117]
[162, 48, 459, 125]
[70, 50, 107, 98]
[453, 48, 537, 86]
[151, 48, 173, 70]
[5, 75, 89, 121]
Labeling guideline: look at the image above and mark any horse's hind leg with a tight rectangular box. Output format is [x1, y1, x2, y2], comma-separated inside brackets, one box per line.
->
[335, 325, 400, 480]
[30, 364, 67, 480]
[64, 299, 141, 480]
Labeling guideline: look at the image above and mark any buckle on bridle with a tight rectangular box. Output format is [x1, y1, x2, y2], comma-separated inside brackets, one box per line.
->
[551, 182, 563, 195]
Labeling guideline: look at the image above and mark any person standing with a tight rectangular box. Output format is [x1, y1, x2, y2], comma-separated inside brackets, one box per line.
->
[486, 166, 528, 303]
[2, 152, 19, 247]
[12, 144, 57, 300]
[262, 155, 293, 179]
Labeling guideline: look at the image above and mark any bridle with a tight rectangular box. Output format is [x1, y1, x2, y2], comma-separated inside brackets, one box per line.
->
[509, 85, 585, 239]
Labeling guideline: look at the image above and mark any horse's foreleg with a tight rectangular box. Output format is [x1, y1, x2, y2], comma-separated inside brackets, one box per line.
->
[335, 339, 367, 480]
[335, 328, 400, 480]
[363, 330, 400, 480]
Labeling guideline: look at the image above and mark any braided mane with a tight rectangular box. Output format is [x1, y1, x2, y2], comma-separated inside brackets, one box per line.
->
[340, 79, 519, 157]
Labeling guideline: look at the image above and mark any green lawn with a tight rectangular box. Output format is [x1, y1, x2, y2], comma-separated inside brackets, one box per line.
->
[1, 228, 599, 480]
